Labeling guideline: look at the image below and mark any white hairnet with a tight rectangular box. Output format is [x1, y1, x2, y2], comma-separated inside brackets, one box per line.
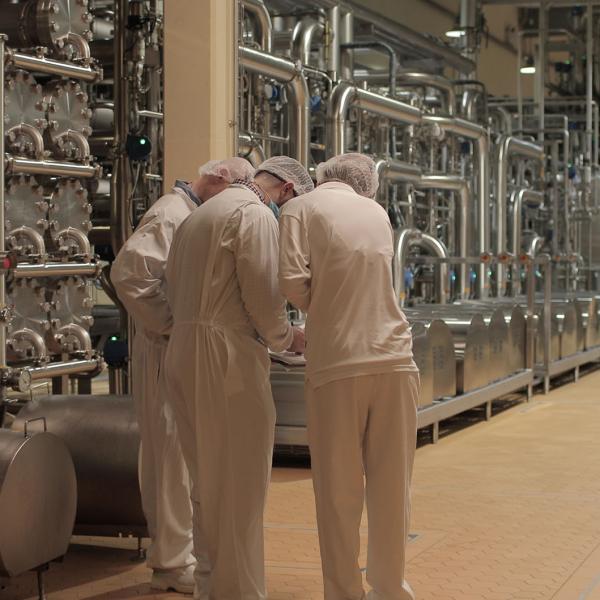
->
[256, 156, 314, 196]
[316, 153, 380, 198]
[199, 157, 255, 183]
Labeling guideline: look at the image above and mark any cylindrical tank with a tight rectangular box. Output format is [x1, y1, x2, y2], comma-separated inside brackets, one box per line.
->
[552, 293, 600, 349]
[13, 395, 146, 537]
[0, 429, 76, 576]
[551, 301, 579, 358]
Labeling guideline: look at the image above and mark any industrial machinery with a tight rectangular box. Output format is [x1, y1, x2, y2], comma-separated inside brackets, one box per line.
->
[0, 0, 599, 581]
[234, 0, 600, 446]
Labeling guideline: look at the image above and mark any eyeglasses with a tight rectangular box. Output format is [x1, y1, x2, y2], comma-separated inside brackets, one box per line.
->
[258, 170, 298, 197]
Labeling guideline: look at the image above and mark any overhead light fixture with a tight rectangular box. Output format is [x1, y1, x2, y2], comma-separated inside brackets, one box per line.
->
[445, 28, 466, 38]
[520, 55, 536, 74]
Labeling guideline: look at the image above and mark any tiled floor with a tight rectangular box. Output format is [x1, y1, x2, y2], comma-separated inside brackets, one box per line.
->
[2, 367, 600, 599]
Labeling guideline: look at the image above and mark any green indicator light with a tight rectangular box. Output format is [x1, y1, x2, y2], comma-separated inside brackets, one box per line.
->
[110, 335, 118, 341]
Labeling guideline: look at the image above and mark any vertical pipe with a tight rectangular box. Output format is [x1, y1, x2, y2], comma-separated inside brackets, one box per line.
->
[543, 257, 552, 392]
[340, 11, 354, 81]
[585, 1, 594, 213]
[327, 5, 340, 81]
[112, 0, 130, 254]
[0, 35, 6, 373]
[525, 258, 535, 371]
[517, 32, 524, 133]
[538, 2, 546, 143]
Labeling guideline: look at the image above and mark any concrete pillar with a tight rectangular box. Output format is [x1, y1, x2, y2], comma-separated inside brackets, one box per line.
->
[164, 0, 238, 188]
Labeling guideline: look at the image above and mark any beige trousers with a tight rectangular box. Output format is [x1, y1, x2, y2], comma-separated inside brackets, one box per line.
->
[305, 371, 419, 600]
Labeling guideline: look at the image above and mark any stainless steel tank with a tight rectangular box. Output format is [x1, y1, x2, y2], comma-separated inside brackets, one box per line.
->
[13, 395, 146, 537]
[0, 428, 76, 576]
[404, 312, 456, 401]
[551, 293, 600, 349]
[271, 365, 306, 429]
[551, 301, 579, 358]
[409, 321, 434, 407]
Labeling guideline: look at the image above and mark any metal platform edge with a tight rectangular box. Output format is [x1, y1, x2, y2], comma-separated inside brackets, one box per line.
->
[274, 369, 535, 447]
[535, 346, 600, 379]
[417, 369, 533, 429]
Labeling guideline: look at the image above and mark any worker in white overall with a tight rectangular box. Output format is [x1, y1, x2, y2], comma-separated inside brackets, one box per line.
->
[163, 156, 313, 599]
[111, 158, 255, 595]
[279, 153, 420, 600]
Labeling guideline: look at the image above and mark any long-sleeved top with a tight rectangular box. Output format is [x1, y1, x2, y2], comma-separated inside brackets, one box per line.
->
[279, 181, 416, 388]
[165, 184, 293, 353]
[111, 186, 198, 343]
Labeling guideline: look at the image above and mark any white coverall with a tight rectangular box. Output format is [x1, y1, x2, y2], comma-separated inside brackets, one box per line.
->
[279, 181, 419, 600]
[111, 186, 197, 573]
[164, 184, 293, 599]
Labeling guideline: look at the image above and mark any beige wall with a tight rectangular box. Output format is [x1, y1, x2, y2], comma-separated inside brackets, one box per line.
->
[164, 0, 237, 187]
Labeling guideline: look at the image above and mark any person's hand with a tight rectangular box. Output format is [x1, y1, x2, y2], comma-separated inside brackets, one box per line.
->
[288, 326, 305, 354]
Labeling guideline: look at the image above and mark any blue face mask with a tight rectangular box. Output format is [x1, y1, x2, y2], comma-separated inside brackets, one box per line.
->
[269, 201, 280, 219]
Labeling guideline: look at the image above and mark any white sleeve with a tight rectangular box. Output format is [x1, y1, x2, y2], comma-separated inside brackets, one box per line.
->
[234, 208, 293, 352]
[111, 215, 175, 336]
[278, 213, 311, 312]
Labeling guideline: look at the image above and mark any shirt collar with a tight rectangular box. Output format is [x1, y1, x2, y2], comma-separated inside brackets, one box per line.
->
[231, 179, 267, 203]
[174, 180, 202, 206]
[317, 181, 355, 193]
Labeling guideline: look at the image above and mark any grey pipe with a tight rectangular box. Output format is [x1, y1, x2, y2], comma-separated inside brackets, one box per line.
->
[292, 18, 325, 67]
[510, 189, 544, 256]
[239, 133, 267, 167]
[489, 106, 513, 134]
[416, 175, 470, 298]
[27, 359, 102, 381]
[394, 228, 448, 306]
[496, 136, 544, 294]
[239, 46, 310, 166]
[327, 82, 421, 156]
[5, 157, 99, 178]
[396, 72, 456, 115]
[7, 51, 101, 82]
[421, 115, 490, 296]
[528, 235, 545, 257]
[241, 0, 273, 52]
[14, 263, 101, 279]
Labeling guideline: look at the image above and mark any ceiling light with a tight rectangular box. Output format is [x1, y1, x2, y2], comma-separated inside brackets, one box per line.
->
[520, 55, 536, 75]
[445, 28, 465, 38]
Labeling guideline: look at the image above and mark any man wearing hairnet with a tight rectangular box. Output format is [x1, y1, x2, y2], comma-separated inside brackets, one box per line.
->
[111, 158, 255, 595]
[279, 153, 419, 600]
[163, 156, 313, 599]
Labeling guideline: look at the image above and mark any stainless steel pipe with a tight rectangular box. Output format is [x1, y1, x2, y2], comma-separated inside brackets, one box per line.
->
[7, 51, 101, 82]
[328, 82, 421, 156]
[510, 189, 544, 256]
[26, 358, 103, 381]
[241, 0, 273, 53]
[5, 157, 99, 178]
[421, 115, 490, 297]
[496, 136, 544, 294]
[239, 133, 267, 167]
[395, 228, 449, 305]
[14, 263, 101, 279]
[396, 72, 456, 115]
[239, 46, 310, 166]
[291, 18, 325, 66]
[0, 36, 6, 373]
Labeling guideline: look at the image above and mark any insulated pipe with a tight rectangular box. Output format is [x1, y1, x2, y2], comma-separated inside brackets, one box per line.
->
[510, 189, 544, 256]
[239, 46, 310, 166]
[241, 0, 273, 53]
[496, 136, 544, 294]
[394, 228, 448, 306]
[5, 158, 99, 178]
[7, 51, 101, 82]
[416, 176, 470, 299]
[421, 115, 489, 296]
[239, 133, 266, 167]
[327, 82, 422, 156]
[291, 18, 324, 67]
[396, 72, 456, 115]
